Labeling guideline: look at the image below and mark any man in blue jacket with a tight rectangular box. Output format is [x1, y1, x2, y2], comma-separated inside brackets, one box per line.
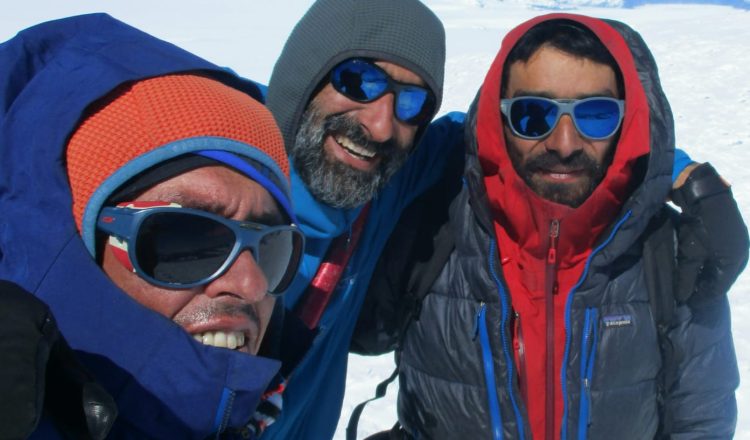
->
[0, 14, 304, 438]
[261, 1, 465, 438]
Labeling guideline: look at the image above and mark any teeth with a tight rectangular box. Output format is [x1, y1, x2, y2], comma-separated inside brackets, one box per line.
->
[192, 331, 245, 350]
[202, 333, 214, 345]
[335, 136, 376, 158]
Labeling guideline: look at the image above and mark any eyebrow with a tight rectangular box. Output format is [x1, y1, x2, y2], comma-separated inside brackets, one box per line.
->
[250, 209, 286, 226]
[165, 194, 286, 226]
[374, 61, 426, 87]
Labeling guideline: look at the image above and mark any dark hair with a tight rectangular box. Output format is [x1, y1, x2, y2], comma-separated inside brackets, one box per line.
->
[501, 19, 624, 98]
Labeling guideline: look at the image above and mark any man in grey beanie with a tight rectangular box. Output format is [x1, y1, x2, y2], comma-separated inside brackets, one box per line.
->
[261, 0, 465, 438]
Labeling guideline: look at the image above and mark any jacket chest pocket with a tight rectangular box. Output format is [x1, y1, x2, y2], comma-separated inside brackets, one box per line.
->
[577, 307, 599, 438]
[574, 302, 662, 440]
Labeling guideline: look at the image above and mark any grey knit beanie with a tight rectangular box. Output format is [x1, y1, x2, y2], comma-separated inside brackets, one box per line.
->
[267, 0, 446, 152]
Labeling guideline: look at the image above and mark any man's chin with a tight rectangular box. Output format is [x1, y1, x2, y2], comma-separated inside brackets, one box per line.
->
[531, 179, 592, 208]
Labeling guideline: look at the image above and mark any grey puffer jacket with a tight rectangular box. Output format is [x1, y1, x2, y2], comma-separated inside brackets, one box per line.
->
[354, 14, 739, 440]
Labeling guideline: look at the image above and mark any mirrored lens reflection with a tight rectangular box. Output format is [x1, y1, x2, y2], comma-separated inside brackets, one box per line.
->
[136, 212, 235, 284]
[510, 98, 557, 138]
[258, 230, 296, 293]
[573, 100, 621, 138]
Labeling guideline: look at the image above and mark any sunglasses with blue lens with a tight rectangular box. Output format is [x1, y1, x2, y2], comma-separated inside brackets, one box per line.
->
[97, 205, 304, 295]
[500, 96, 625, 140]
[330, 58, 436, 126]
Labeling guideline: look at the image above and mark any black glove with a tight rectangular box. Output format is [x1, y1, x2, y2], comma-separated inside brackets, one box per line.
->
[671, 163, 749, 302]
[0, 280, 117, 439]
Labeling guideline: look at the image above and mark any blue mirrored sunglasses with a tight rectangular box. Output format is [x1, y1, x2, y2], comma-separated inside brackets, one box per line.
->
[330, 58, 436, 126]
[97, 206, 304, 295]
[500, 96, 625, 140]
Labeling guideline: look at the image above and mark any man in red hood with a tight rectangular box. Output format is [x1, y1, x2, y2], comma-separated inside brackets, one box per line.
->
[353, 13, 746, 440]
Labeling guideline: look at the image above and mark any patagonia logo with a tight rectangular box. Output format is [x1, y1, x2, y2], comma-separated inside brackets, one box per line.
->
[602, 314, 632, 328]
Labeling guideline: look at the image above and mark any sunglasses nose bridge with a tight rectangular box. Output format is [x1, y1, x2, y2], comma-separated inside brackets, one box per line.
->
[357, 92, 398, 143]
[235, 227, 262, 260]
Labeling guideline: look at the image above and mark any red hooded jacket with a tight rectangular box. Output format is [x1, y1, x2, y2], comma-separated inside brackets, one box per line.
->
[475, 14, 650, 439]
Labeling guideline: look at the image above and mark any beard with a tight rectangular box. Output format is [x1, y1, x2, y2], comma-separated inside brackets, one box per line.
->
[289, 105, 412, 209]
[507, 146, 610, 208]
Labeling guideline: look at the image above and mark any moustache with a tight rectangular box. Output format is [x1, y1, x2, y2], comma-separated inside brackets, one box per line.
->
[525, 150, 602, 175]
[176, 301, 260, 328]
[216, 302, 259, 325]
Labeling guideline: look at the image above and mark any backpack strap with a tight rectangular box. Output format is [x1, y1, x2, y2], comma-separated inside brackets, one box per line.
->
[346, 368, 400, 440]
[347, 228, 456, 440]
[346, 216, 455, 440]
[641, 206, 678, 439]
[347, 158, 463, 440]
[642, 207, 677, 333]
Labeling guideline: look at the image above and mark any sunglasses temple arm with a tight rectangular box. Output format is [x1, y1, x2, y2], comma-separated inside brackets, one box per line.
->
[97, 209, 135, 240]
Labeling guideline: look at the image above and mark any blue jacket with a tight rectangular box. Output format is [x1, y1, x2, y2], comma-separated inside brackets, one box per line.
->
[262, 112, 466, 439]
[0, 14, 282, 439]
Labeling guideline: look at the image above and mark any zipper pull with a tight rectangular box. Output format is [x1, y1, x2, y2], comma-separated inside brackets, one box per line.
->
[547, 219, 560, 264]
[473, 302, 485, 341]
[584, 377, 592, 425]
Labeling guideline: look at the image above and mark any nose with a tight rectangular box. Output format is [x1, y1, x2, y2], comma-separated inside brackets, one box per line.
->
[356, 93, 396, 144]
[544, 115, 583, 159]
[203, 250, 268, 303]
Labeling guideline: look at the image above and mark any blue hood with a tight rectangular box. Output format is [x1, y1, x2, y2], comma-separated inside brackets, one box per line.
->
[0, 13, 280, 438]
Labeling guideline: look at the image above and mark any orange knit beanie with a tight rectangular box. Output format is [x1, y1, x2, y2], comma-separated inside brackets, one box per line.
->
[66, 74, 291, 252]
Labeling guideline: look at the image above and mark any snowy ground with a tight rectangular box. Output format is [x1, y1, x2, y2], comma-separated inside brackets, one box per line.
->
[2, 1, 748, 438]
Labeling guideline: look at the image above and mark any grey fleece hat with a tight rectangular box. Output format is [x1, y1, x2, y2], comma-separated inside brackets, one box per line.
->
[267, 0, 446, 152]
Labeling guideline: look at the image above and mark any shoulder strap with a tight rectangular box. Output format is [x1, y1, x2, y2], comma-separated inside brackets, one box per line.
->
[399, 153, 463, 328]
[402, 212, 457, 327]
[346, 218, 455, 440]
[642, 206, 677, 331]
[347, 159, 463, 440]
[346, 368, 400, 440]
[641, 206, 678, 439]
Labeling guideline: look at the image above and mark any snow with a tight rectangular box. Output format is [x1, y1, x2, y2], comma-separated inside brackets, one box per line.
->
[2, 1, 748, 438]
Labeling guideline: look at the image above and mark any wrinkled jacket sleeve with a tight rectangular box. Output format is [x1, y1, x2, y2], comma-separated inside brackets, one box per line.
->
[665, 292, 739, 439]
[671, 163, 749, 303]
[665, 162, 744, 438]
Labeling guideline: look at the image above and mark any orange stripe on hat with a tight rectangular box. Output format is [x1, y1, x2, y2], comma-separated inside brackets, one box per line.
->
[66, 74, 288, 232]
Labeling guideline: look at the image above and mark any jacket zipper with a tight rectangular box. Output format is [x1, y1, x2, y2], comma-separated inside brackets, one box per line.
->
[560, 210, 632, 439]
[476, 302, 504, 440]
[577, 308, 599, 440]
[214, 387, 236, 437]
[545, 219, 560, 440]
[487, 242, 527, 439]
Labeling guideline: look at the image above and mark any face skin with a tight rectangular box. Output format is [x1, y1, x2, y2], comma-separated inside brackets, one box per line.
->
[503, 45, 620, 207]
[101, 165, 284, 355]
[289, 60, 424, 209]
